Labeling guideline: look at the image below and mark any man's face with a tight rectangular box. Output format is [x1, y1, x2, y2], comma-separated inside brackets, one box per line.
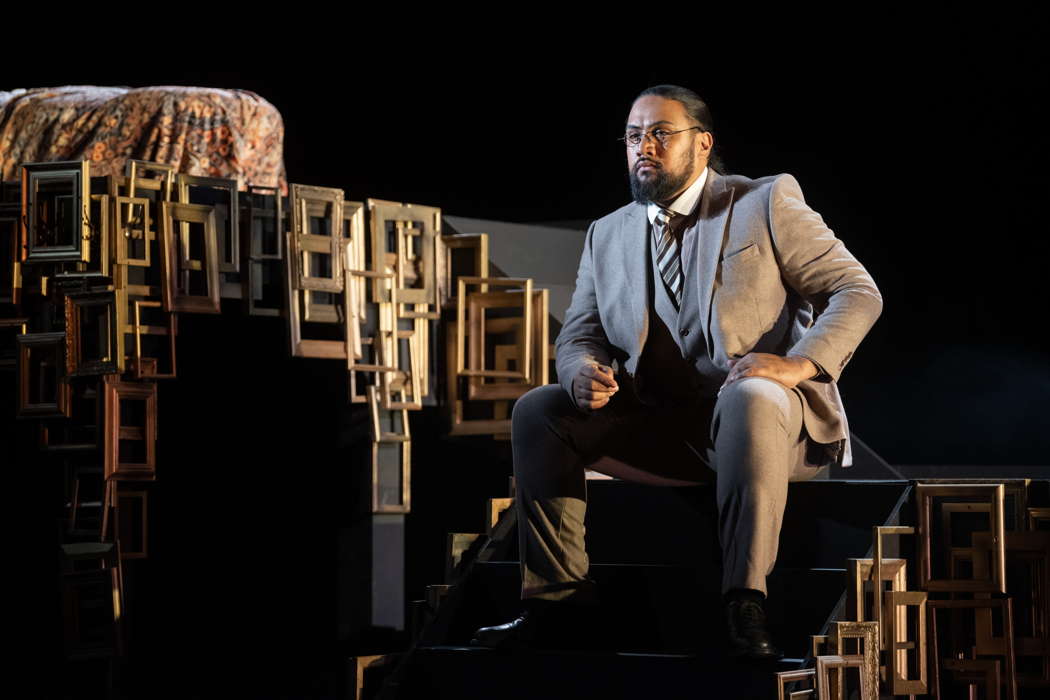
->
[626, 95, 712, 205]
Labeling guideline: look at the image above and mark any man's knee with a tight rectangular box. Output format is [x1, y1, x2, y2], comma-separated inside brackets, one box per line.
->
[512, 384, 574, 436]
[713, 377, 792, 435]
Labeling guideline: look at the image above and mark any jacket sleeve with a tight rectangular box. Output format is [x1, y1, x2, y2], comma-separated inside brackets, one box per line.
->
[554, 219, 613, 405]
[769, 174, 883, 383]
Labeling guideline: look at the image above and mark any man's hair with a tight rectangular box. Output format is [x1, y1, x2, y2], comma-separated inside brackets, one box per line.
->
[633, 84, 727, 174]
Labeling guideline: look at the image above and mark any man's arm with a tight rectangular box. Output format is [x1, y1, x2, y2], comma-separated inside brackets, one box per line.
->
[555, 219, 614, 404]
[769, 173, 883, 383]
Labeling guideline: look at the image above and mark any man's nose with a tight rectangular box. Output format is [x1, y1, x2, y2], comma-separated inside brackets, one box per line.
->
[635, 133, 659, 158]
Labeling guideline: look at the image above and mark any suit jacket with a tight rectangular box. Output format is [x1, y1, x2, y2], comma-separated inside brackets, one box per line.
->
[554, 169, 883, 468]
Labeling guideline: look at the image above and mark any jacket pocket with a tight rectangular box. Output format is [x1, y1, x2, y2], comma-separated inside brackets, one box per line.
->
[723, 241, 758, 263]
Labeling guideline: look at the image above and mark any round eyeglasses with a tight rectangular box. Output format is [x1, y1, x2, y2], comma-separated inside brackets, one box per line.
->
[619, 126, 703, 148]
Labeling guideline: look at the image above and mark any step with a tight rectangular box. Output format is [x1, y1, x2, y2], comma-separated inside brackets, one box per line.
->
[504, 480, 909, 569]
[392, 645, 803, 700]
[427, 561, 843, 658]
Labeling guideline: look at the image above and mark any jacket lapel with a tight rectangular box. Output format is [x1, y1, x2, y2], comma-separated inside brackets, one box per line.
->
[696, 170, 735, 355]
[620, 202, 650, 366]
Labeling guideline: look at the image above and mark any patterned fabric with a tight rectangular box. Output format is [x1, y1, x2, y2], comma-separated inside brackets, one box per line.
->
[653, 206, 682, 307]
[0, 86, 287, 193]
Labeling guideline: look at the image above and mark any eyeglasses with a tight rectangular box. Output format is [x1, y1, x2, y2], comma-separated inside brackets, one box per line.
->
[619, 126, 703, 148]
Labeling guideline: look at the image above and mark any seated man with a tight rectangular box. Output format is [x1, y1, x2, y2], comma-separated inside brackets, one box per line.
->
[470, 84, 882, 658]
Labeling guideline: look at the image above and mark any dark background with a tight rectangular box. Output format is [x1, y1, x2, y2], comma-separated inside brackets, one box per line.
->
[8, 33, 1049, 698]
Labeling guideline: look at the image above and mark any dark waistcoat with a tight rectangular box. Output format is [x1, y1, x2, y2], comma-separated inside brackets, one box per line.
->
[633, 213, 724, 408]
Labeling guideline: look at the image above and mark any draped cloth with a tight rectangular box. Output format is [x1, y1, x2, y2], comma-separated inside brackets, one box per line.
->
[0, 85, 287, 194]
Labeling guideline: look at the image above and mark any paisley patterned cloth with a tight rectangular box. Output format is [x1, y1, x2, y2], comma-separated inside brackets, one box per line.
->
[0, 85, 287, 193]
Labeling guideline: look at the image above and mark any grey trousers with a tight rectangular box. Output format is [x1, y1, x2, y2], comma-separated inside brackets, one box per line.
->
[512, 377, 827, 603]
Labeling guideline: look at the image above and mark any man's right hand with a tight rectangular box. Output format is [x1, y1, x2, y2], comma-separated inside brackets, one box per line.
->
[572, 363, 619, 411]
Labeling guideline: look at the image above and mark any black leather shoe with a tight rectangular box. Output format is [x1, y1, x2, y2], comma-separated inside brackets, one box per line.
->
[470, 600, 601, 651]
[725, 597, 784, 660]
[469, 610, 543, 649]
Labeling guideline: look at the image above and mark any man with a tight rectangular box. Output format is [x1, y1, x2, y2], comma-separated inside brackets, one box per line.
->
[470, 85, 882, 659]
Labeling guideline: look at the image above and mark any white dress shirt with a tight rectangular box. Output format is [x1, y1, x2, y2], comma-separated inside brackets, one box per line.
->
[646, 166, 708, 227]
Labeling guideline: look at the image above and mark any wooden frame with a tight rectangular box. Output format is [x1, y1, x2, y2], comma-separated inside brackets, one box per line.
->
[1029, 507, 1050, 530]
[872, 525, 914, 659]
[1, 201, 22, 304]
[368, 384, 410, 443]
[441, 233, 489, 310]
[114, 485, 149, 560]
[243, 185, 283, 317]
[346, 269, 397, 370]
[66, 459, 107, 537]
[290, 184, 343, 292]
[52, 193, 112, 282]
[16, 331, 71, 417]
[113, 195, 153, 268]
[285, 227, 345, 359]
[368, 199, 440, 318]
[884, 590, 928, 696]
[20, 160, 90, 264]
[467, 288, 548, 400]
[40, 378, 100, 452]
[159, 201, 221, 314]
[125, 159, 174, 202]
[456, 277, 533, 382]
[846, 557, 907, 679]
[815, 655, 871, 700]
[972, 529, 1050, 687]
[920, 477, 1030, 530]
[0, 318, 27, 370]
[177, 174, 239, 273]
[368, 387, 411, 514]
[103, 378, 157, 481]
[377, 330, 423, 411]
[63, 289, 120, 376]
[928, 598, 1017, 700]
[827, 621, 879, 700]
[343, 201, 367, 320]
[130, 300, 177, 379]
[775, 669, 815, 700]
[916, 483, 1006, 593]
[445, 320, 510, 436]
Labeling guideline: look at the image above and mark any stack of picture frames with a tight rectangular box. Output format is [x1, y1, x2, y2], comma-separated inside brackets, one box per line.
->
[3, 155, 561, 669]
[778, 479, 1049, 700]
[441, 234, 554, 440]
[1, 157, 258, 671]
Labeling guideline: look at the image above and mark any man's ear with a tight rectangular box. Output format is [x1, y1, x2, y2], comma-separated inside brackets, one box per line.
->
[697, 130, 714, 159]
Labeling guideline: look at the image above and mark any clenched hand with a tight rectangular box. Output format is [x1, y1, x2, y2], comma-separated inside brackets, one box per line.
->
[572, 363, 619, 411]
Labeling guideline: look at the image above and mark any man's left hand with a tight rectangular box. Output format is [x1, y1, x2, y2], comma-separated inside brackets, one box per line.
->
[719, 353, 818, 392]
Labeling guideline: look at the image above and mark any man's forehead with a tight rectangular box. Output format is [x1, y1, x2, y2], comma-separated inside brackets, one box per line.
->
[626, 96, 686, 127]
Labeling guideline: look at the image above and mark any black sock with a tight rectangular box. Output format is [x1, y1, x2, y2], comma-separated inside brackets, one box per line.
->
[724, 587, 766, 604]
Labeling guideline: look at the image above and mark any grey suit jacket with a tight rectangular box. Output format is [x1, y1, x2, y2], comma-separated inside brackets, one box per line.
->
[554, 169, 883, 468]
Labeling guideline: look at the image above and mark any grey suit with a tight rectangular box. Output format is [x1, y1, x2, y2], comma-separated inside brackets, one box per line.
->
[555, 169, 883, 469]
[513, 169, 882, 601]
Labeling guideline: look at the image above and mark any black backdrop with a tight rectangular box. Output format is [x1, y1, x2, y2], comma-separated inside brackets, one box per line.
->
[8, 33, 1049, 697]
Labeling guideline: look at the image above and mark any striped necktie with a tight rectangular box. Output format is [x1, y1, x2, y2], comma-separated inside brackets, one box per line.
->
[653, 206, 682, 307]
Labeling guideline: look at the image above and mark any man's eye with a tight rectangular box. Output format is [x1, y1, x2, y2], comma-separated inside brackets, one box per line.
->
[653, 130, 669, 139]
[626, 132, 643, 142]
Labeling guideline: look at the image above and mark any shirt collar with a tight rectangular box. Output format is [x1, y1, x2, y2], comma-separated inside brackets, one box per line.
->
[646, 166, 709, 225]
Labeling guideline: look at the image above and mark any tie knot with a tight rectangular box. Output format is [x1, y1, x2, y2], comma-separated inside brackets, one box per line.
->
[654, 207, 675, 228]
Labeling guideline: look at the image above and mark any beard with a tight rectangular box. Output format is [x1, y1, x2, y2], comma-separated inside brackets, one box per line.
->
[628, 147, 695, 205]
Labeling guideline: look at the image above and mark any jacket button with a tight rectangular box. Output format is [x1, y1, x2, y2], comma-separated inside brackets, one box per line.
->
[680, 328, 690, 336]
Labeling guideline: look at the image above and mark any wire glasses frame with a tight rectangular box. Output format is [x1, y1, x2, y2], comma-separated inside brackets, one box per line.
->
[618, 126, 704, 148]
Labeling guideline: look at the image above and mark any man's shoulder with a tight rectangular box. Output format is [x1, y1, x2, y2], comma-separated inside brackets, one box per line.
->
[722, 171, 796, 194]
